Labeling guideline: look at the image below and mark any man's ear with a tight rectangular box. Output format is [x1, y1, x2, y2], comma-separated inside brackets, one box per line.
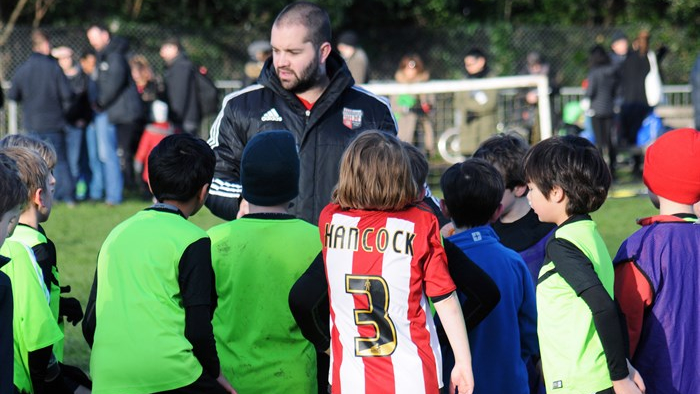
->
[319, 42, 332, 63]
[513, 184, 528, 198]
[439, 199, 451, 219]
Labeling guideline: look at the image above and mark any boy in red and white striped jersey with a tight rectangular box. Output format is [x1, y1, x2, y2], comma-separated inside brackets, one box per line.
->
[319, 131, 474, 394]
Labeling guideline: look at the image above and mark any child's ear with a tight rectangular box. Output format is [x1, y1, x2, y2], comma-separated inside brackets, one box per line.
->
[197, 183, 210, 205]
[513, 184, 528, 198]
[439, 199, 451, 219]
[550, 186, 566, 203]
[33, 188, 44, 208]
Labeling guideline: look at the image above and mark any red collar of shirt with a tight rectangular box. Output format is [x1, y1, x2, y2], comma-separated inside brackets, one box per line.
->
[297, 95, 315, 110]
[636, 214, 698, 226]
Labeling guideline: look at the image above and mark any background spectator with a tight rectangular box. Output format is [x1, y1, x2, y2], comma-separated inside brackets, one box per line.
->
[8, 29, 75, 204]
[690, 54, 700, 129]
[336, 30, 369, 84]
[619, 29, 666, 177]
[160, 37, 201, 135]
[518, 51, 560, 144]
[243, 40, 272, 86]
[87, 24, 142, 205]
[586, 45, 618, 178]
[393, 53, 435, 156]
[456, 48, 499, 155]
[129, 54, 162, 124]
[52, 45, 92, 201]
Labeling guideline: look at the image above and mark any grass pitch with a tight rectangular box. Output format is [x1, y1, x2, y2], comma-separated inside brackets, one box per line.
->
[48, 193, 656, 372]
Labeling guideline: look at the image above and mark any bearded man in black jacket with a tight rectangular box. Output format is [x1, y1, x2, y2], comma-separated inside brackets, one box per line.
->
[206, 2, 397, 225]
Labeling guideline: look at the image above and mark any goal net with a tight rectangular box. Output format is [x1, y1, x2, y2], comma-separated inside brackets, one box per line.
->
[362, 75, 553, 164]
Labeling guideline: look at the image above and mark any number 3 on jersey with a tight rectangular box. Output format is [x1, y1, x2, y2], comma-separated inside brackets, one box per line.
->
[345, 275, 397, 357]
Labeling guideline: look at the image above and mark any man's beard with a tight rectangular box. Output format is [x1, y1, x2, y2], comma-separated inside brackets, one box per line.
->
[277, 55, 321, 94]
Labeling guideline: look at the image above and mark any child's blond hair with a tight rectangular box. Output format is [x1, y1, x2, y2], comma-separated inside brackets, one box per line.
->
[332, 131, 418, 211]
[0, 147, 50, 207]
[0, 134, 57, 170]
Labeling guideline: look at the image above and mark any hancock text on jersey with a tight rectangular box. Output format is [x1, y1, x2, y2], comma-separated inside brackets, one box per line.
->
[324, 223, 415, 256]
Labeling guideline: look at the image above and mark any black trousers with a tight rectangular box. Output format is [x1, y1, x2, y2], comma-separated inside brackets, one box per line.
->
[591, 115, 617, 174]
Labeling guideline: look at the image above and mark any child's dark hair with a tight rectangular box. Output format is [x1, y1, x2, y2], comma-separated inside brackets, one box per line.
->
[473, 132, 529, 189]
[0, 153, 28, 215]
[401, 141, 429, 188]
[524, 135, 611, 215]
[148, 134, 215, 202]
[80, 48, 96, 60]
[441, 158, 505, 228]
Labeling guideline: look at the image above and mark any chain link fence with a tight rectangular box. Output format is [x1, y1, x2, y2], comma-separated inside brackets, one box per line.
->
[0, 23, 697, 85]
[0, 23, 695, 154]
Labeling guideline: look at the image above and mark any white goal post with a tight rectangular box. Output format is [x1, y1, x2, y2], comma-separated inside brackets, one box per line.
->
[361, 74, 553, 140]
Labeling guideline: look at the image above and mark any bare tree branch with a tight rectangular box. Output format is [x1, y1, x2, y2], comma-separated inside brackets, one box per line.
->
[0, 0, 31, 46]
[33, 0, 56, 28]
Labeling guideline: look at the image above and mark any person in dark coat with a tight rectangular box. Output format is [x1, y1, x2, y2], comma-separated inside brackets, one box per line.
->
[586, 45, 619, 177]
[160, 38, 201, 136]
[86, 24, 143, 205]
[618, 29, 666, 177]
[52, 46, 92, 200]
[8, 30, 75, 203]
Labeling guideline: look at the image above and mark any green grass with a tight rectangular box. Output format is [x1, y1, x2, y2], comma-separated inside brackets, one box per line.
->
[48, 194, 657, 373]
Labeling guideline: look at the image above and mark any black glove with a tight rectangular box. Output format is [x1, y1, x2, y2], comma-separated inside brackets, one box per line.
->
[59, 297, 84, 326]
[59, 363, 92, 390]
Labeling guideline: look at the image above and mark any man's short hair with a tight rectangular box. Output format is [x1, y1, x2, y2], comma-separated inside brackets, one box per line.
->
[87, 23, 110, 35]
[0, 134, 57, 170]
[465, 47, 487, 60]
[441, 158, 505, 228]
[0, 153, 28, 216]
[31, 29, 49, 51]
[473, 132, 529, 190]
[273, 2, 332, 48]
[0, 147, 50, 208]
[148, 134, 215, 202]
[162, 37, 182, 50]
[524, 135, 611, 215]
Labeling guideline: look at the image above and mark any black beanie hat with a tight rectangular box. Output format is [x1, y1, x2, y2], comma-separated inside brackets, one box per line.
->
[241, 130, 300, 206]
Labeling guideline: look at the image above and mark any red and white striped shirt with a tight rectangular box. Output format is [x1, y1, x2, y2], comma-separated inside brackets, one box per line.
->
[320, 204, 456, 394]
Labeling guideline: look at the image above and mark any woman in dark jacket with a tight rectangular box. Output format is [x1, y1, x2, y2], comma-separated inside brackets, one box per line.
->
[586, 45, 618, 177]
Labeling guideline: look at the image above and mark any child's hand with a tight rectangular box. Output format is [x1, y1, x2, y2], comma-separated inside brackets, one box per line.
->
[449, 362, 474, 394]
[216, 372, 237, 394]
[612, 376, 644, 394]
[627, 359, 646, 393]
[440, 222, 455, 238]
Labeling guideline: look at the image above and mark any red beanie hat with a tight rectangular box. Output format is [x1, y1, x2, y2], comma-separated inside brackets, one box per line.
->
[643, 128, 700, 204]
